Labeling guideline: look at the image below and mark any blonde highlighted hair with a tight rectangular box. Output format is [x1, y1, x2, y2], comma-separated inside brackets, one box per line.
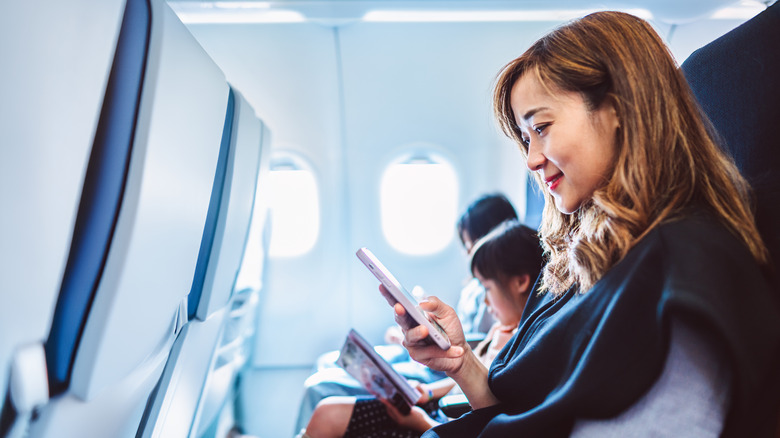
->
[493, 11, 768, 295]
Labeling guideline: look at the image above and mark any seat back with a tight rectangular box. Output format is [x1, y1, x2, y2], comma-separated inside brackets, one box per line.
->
[190, 89, 268, 322]
[192, 96, 273, 437]
[681, 3, 780, 436]
[681, 2, 780, 286]
[24, 0, 233, 436]
[0, 0, 131, 433]
[43, 0, 153, 401]
[136, 89, 269, 438]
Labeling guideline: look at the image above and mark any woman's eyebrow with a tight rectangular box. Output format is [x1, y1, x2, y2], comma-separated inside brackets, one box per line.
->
[521, 107, 550, 121]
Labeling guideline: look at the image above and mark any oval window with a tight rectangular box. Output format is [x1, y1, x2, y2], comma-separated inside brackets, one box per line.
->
[380, 154, 458, 255]
[267, 154, 320, 258]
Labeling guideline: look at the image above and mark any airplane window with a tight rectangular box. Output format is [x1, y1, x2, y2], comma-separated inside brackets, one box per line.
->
[380, 154, 458, 255]
[268, 155, 320, 258]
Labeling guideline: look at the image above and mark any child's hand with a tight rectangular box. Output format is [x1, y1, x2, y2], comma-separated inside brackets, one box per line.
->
[380, 399, 439, 433]
[408, 381, 431, 404]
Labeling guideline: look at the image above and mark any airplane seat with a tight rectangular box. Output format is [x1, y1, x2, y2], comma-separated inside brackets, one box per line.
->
[680, 1, 780, 435]
[190, 91, 269, 323]
[15, 0, 234, 436]
[681, 1, 780, 286]
[191, 285, 262, 438]
[191, 114, 273, 438]
[136, 89, 270, 438]
[0, 0, 139, 436]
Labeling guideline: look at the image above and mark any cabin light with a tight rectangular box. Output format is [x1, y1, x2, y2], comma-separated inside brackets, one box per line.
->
[363, 8, 653, 22]
[170, 2, 305, 23]
[209, 1, 272, 9]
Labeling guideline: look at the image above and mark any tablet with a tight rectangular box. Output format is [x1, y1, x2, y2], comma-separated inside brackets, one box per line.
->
[356, 247, 451, 350]
[337, 329, 421, 414]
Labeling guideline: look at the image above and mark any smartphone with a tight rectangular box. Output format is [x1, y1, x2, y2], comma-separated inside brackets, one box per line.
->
[356, 247, 451, 350]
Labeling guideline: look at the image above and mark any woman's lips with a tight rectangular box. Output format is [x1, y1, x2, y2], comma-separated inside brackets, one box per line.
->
[545, 174, 562, 191]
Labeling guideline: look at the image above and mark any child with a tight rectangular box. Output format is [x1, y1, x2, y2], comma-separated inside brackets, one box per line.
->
[301, 220, 543, 438]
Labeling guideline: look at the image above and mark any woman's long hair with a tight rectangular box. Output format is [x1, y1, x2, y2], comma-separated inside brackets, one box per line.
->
[493, 11, 768, 295]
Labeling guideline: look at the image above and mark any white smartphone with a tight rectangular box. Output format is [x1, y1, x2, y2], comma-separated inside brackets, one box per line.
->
[356, 247, 451, 350]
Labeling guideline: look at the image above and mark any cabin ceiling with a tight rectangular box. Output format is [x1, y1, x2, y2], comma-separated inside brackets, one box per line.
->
[167, 0, 771, 25]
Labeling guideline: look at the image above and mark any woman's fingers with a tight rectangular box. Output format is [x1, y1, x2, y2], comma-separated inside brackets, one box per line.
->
[418, 296, 443, 313]
[379, 284, 398, 307]
[404, 320, 429, 341]
[377, 290, 468, 372]
[403, 339, 465, 361]
[394, 302, 406, 317]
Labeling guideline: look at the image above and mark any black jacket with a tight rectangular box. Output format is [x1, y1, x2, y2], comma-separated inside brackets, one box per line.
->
[425, 211, 780, 437]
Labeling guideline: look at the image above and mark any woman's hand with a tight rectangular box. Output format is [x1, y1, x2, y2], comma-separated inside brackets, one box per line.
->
[382, 285, 501, 410]
[381, 285, 468, 375]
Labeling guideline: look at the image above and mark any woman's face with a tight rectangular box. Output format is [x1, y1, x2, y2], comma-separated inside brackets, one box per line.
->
[510, 73, 620, 214]
[474, 269, 525, 327]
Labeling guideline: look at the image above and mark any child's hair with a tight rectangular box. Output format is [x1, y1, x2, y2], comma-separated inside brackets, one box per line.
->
[457, 193, 518, 247]
[470, 219, 544, 290]
[492, 11, 767, 295]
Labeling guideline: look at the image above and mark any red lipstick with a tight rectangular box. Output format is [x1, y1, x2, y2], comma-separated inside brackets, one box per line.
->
[545, 174, 562, 191]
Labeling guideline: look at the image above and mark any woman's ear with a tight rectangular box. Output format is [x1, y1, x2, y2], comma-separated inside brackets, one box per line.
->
[600, 97, 620, 132]
[607, 101, 620, 131]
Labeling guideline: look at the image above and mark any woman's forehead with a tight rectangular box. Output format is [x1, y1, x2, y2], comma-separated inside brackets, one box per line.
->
[511, 75, 579, 123]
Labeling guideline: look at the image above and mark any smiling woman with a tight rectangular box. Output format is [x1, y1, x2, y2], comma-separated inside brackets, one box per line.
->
[510, 75, 619, 215]
[392, 10, 780, 438]
[493, 9, 769, 295]
[4, 1, 777, 437]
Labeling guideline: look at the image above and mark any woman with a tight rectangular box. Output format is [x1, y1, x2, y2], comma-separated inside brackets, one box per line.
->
[302, 220, 543, 438]
[397, 11, 780, 437]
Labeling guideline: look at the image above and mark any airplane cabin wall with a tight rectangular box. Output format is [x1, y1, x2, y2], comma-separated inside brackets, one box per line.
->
[182, 12, 754, 437]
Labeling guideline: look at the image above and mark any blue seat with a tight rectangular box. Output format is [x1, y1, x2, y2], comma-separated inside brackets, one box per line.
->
[13, 0, 235, 436]
[681, 2, 780, 436]
[189, 89, 270, 322]
[190, 92, 272, 437]
[136, 88, 270, 438]
[682, 1, 780, 288]
[0, 0, 136, 435]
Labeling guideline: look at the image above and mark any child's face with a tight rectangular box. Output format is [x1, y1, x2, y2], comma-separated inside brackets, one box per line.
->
[474, 269, 524, 327]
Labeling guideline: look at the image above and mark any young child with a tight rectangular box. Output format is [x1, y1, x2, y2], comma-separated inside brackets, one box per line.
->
[293, 194, 519, 433]
[301, 219, 543, 438]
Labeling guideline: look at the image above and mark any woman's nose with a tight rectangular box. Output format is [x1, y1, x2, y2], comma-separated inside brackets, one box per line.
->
[525, 141, 545, 172]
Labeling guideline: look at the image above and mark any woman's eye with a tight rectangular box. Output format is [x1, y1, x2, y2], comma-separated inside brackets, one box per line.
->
[534, 123, 550, 135]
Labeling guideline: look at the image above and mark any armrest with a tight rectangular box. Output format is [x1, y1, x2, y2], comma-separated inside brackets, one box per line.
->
[438, 393, 472, 418]
[464, 332, 486, 349]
